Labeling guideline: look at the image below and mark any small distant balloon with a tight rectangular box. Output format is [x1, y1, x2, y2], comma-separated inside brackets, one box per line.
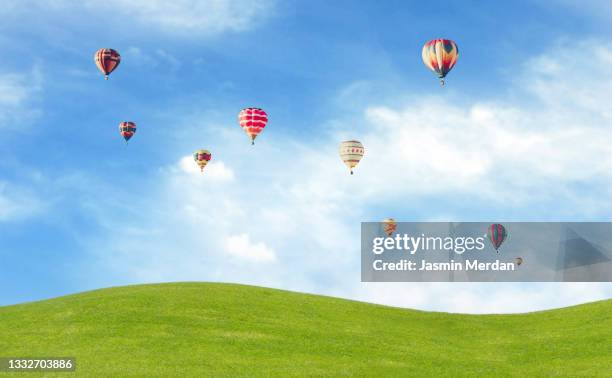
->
[119, 121, 136, 144]
[382, 218, 397, 236]
[339, 140, 364, 175]
[94, 48, 121, 80]
[514, 257, 523, 266]
[487, 223, 507, 252]
[238, 108, 268, 145]
[193, 149, 212, 172]
[422, 39, 459, 86]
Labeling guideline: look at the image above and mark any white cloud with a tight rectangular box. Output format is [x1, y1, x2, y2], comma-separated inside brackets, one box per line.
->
[355, 282, 612, 314]
[224, 233, 276, 262]
[178, 155, 235, 181]
[357, 98, 612, 203]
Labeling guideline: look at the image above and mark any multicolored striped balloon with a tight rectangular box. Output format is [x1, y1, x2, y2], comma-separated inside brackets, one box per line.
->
[339, 140, 364, 175]
[193, 149, 212, 172]
[94, 48, 121, 80]
[119, 121, 136, 143]
[238, 108, 268, 145]
[382, 218, 397, 236]
[421, 39, 459, 85]
[487, 223, 507, 252]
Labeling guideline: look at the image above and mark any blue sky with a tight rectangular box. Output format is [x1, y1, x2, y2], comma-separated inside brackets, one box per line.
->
[1, 0, 612, 312]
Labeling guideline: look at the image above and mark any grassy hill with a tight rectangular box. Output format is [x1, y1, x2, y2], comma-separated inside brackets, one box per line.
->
[0, 283, 610, 377]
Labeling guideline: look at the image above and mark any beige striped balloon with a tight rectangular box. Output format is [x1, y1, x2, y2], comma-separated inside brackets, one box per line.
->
[381, 218, 397, 236]
[339, 140, 364, 175]
[514, 257, 524, 266]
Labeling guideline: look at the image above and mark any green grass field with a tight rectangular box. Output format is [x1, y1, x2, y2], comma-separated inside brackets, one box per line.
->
[0, 283, 610, 377]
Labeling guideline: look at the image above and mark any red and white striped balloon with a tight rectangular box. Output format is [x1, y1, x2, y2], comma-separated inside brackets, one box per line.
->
[238, 108, 268, 145]
[94, 48, 121, 80]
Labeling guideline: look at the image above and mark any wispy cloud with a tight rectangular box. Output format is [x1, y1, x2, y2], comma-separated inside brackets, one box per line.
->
[0, 67, 42, 129]
[123, 47, 182, 73]
[545, 0, 612, 22]
[95, 0, 275, 34]
[0, 181, 44, 222]
[1, 0, 275, 36]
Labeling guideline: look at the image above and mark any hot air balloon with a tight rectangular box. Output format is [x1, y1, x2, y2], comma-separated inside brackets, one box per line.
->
[487, 223, 507, 252]
[339, 140, 364, 175]
[119, 121, 136, 144]
[94, 49, 121, 80]
[382, 218, 397, 237]
[238, 108, 268, 145]
[193, 149, 212, 172]
[421, 39, 459, 86]
[514, 257, 523, 266]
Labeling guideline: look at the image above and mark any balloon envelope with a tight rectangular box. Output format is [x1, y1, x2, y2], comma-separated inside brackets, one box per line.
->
[238, 108, 268, 144]
[119, 121, 136, 143]
[422, 39, 458, 85]
[339, 140, 364, 174]
[514, 257, 523, 266]
[487, 223, 507, 252]
[95, 48, 121, 79]
[382, 218, 397, 236]
[193, 149, 212, 172]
